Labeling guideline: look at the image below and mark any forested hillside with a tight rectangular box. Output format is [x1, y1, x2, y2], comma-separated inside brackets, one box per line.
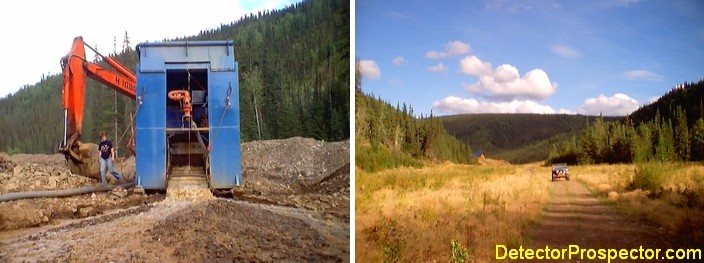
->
[441, 114, 621, 163]
[355, 65, 476, 171]
[630, 79, 704, 127]
[548, 79, 704, 165]
[0, 0, 349, 155]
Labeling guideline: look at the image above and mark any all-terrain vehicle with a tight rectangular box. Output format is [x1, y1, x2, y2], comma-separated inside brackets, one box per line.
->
[551, 163, 570, 182]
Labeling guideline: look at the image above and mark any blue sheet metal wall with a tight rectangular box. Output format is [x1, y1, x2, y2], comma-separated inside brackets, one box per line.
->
[135, 41, 241, 190]
[208, 69, 242, 188]
[134, 70, 167, 190]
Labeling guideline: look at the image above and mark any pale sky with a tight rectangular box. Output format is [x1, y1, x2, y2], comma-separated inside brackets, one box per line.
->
[0, 0, 301, 98]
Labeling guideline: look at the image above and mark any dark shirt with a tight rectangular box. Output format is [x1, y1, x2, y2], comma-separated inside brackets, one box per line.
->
[99, 140, 113, 160]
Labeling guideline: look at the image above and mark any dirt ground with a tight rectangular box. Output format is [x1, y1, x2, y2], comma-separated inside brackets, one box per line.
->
[0, 137, 349, 262]
[477, 157, 510, 166]
[523, 179, 675, 262]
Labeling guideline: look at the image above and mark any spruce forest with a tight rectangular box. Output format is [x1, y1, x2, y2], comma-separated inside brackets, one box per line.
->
[0, 0, 349, 155]
[355, 63, 476, 172]
[548, 79, 704, 165]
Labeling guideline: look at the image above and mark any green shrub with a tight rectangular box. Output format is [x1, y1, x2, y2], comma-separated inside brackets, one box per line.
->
[356, 143, 422, 172]
[383, 219, 404, 263]
[632, 162, 679, 192]
[450, 239, 469, 263]
[5, 147, 22, 156]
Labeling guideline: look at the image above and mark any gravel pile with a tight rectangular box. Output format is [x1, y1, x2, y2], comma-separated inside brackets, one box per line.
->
[242, 137, 349, 194]
[0, 153, 92, 194]
[1, 137, 349, 197]
[0, 137, 350, 232]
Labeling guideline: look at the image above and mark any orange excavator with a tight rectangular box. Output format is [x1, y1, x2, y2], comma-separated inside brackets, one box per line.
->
[58, 36, 138, 179]
[59, 36, 195, 180]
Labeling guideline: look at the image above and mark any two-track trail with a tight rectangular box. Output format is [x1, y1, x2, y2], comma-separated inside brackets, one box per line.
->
[521, 179, 674, 262]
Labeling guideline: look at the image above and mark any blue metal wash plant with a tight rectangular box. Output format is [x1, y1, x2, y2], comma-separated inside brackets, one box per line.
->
[134, 41, 242, 190]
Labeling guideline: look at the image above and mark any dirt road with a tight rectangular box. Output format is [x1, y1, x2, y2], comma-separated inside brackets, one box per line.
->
[0, 198, 348, 262]
[524, 180, 674, 262]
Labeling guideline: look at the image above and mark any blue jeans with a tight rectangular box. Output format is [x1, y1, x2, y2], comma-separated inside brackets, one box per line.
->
[99, 158, 122, 184]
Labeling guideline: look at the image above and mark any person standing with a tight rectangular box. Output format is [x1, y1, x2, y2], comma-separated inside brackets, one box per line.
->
[98, 131, 122, 184]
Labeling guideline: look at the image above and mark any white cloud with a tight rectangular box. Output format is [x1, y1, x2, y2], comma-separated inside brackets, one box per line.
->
[485, 0, 532, 13]
[622, 70, 663, 81]
[427, 63, 447, 73]
[551, 44, 580, 58]
[578, 93, 640, 116]
[647, 95, 660, 104]
[459, 55, 493, 76]
[358, 60, 381, 80]
[606, 0, 640, 7]
[558, 108, 577, 114]
[392, 56, 406, 65]
[426, 41, 471, 59]
[389, 11, 410, 19]
[493, 64, 520, 82]
[432, 96, 568, 114]
[464, 66, 558, 101]
[458, 54, 558, 101]
[388, 79, 402, 86]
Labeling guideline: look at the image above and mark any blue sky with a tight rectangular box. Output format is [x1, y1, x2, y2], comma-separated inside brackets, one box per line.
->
[356, 0, 704, 116]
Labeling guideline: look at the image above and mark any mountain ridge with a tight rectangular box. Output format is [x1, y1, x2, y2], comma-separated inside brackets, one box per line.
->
[440, 113, 622, 163]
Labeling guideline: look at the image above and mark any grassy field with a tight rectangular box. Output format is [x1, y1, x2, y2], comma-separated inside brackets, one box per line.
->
[570, 163, 704, 247]
[355, 163, 551, 262]
[356, 161, 704, 262]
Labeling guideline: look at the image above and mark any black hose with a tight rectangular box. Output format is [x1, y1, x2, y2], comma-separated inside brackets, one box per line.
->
[0, 182, 136, 203]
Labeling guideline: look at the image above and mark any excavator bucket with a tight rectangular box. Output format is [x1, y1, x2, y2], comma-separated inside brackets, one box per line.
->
[66, 142, 101, 179]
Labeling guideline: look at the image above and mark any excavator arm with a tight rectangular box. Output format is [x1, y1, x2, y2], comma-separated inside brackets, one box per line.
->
[59, 36, 137, 179]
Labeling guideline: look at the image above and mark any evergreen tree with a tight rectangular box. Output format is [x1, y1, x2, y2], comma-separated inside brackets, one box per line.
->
[674, 106, 690, 161]
[655, 119, 676, 162]
[123, 31, 132, 53]
[691, 117, 704, 161]
[632, 123, 654, 162]
[609, 123, 633, 163]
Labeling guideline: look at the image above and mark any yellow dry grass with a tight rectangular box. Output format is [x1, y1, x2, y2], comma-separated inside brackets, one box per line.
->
[570, 163, 704, 245]
[355, 163, 551, 262]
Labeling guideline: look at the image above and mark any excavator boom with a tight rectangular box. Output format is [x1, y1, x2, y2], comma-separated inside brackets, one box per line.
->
[59, 36, 137, 179]
[83, 62, 137, 98]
